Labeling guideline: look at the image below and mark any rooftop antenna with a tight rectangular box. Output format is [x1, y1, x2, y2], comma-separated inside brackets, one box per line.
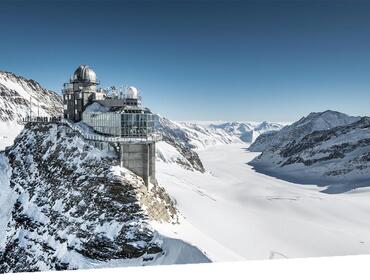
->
[119, 85, 124, 99]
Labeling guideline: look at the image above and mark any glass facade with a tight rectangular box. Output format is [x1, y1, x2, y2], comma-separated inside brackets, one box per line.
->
[82, 111, 155, 138]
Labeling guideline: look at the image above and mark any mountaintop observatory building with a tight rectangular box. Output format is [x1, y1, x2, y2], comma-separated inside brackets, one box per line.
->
[63, 65, 157, 186]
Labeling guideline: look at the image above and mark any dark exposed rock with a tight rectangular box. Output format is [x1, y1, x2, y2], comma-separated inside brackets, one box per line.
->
[162, 136, 205, 173]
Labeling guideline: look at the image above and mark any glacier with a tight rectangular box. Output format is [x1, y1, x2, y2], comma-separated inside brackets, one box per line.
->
[155, 143, 370, 260]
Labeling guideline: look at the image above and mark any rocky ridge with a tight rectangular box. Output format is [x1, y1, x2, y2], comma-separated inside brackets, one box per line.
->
[250, 113, 370, 192]
[0, 123, 179, 272]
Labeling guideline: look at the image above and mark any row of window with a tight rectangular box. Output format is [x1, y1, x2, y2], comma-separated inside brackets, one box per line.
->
[82, 112, 155, 137]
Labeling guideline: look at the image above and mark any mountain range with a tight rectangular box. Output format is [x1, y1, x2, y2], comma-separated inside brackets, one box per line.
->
[250, 110, 370, 193]
[155, 117, 284, 172]
[1, 70, 370, 272]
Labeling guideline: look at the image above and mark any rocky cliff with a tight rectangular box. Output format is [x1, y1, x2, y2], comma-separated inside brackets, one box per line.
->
[0, 123, 184, 272]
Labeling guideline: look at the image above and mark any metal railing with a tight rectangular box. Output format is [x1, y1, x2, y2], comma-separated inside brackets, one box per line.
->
[21, 116, 62, 124]
[21, 116, 161, 144]
[64, 120, 161, 144]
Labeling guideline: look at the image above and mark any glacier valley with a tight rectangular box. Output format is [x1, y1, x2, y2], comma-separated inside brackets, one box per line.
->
[0, 70, 370, 271]
[154, 142, 370, 260]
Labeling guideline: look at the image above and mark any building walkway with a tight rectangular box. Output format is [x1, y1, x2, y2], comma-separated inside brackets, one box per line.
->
[21, 116, 161, 144]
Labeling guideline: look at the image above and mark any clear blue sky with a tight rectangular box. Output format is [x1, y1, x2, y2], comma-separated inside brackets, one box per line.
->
[1, 0, 369, 122]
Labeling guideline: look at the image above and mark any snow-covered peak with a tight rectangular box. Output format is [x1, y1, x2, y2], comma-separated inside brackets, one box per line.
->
[250, 116, 370, 192]
[294, 110, 360, 131]
[0, 71, 62, 119]
[0, 71, 62, 150]
[255, 121, 283, 133]
[250, 110, 361, 152]
[157, 116, 285, 151]
[209, 122, 254, 134]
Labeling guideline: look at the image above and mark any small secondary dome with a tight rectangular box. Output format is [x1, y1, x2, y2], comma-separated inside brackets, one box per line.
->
[73, 65, 97, 83]
[127, 86, 139, 99]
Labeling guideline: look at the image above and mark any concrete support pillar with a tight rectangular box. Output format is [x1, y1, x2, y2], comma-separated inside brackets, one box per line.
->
[119, 142, 156, 187]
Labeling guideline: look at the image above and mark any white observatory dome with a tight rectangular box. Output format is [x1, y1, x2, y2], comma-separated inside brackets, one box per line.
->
[127, 86, 139, 99]
[73, 65, 97, 83]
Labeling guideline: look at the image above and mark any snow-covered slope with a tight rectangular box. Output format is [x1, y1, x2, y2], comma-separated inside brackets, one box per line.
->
[155, 116, 284, 172]
[156, 141, 205, 172]
[0, 123, 209, 272]
[249, 110, 360, 152]
[250, 115, 370, 193]
[155, 117, 206, 173]
[0, 71, 62, 150]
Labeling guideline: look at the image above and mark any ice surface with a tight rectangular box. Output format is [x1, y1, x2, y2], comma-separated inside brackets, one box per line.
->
[155, 143, 370, 260]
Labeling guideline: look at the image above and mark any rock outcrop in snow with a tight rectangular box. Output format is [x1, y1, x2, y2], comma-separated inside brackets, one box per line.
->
[250, 112, 370, 193]
[0, 71, 62, 150]
[155, 117, 206, 172]
[0, 123, 203, 272]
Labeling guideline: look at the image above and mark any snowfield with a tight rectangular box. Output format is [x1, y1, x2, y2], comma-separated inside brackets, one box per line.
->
[155, 143, 370, 260]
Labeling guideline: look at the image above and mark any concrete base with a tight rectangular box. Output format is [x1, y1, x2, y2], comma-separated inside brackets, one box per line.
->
[88, 140, 156, 186]
[120, 142, 156, 186]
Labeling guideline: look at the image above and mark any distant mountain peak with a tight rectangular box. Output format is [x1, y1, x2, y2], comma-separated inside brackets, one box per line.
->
[0, 71, 62, 150]
[250, 114, 370, 191]
[249, 110, 361, 152]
